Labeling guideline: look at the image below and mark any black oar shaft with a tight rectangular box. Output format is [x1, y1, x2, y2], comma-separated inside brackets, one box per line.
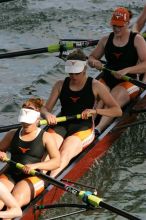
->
[5, 159, 142, 220]
[100, 201, 141, 220]
[115, 120, 146, 130]
[0, 40, 98, 59]
[0, 124, 21, 132]
[0, 0, 15, 2]
[0, 48, 48, 59]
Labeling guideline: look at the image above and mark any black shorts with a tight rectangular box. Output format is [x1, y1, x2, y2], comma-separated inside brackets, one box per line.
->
[49, 118, 93, 138]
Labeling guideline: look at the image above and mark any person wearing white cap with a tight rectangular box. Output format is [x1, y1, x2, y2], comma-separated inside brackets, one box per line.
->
[42, 49, 122, 177]
[0, 98, 60, 213]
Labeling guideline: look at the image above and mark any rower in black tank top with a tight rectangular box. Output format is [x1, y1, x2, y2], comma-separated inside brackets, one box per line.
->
[50, 76, 95, 138]
[101, 32, 138, 89]
[5, 128, 45, 181]
[60, 76, 95, 115]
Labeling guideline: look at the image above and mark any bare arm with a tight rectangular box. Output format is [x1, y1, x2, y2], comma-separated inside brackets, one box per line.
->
[41, 80, 63, 124]
[88, 36, 108, 70]
[0, 183, 22, 219]
[94, 80, 122, 117]
[0, 130, 16, 161]
[0, 130, 16, 151]
[82, 80, 122, 118]
[116, 34, 146, 78]
[132, 6, 146, 33]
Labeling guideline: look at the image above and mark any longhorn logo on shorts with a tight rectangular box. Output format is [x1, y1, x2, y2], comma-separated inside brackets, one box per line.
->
[19, 147, 30, 153]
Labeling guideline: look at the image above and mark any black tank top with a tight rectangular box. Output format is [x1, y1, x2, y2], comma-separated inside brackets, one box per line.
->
[9, 128, 45, 165]
[102, 31, 138, 89]
[60, 77, 95, 115]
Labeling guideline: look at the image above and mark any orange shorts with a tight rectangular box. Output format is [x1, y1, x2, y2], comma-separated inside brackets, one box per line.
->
[118, 81, 140, 100]
[0, 174, 45, 198]
[73, 127, 95, 148]
[99, 79, 140, 100]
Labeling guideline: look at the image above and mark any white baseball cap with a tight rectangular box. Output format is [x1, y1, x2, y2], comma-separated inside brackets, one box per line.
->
[65, 60, 87, 74]
[18, 108, 40, 124]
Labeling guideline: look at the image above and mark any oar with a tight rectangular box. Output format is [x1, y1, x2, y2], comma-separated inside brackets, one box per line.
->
[102, 67, 146, 89]
[0, 0, 15, 2]
[2, 158, 141, 220]
[0, 40, 99, 59]
[114, 119, 146, 130]
[0, 114, 83, 133]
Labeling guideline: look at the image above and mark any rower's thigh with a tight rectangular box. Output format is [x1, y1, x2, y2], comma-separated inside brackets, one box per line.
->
[111, 86, 130, 106]
[12, 177, 45, 207]
[60, 135, 82, 158]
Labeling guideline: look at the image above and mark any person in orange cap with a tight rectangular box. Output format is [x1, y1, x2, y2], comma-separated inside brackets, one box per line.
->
[132, 5, 146, 33]
[88, 7, 146, 134]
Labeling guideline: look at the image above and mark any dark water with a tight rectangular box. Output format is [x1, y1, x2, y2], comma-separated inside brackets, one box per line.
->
[0, 0, 145, 219]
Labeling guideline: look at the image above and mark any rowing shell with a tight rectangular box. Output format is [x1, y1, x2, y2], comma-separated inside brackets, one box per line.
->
[13, 90, 146, 220]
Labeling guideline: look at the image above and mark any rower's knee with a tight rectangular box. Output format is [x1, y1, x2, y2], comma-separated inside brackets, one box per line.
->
[12, 182, 32, 207]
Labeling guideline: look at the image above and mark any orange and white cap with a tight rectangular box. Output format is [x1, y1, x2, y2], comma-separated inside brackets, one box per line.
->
[110, 7, 130, 27]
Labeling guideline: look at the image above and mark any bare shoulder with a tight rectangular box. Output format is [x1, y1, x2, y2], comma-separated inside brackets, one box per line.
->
[43, 130, 55, 143]
[98, 35, 109, 47]
[52, 79, 64, 93]
[54, 79, 64, 89]
[92, 78, 104, 87]
[92, 79, 106, 92]
[3, 129, 16, 139]
[134, 33, 146, 45]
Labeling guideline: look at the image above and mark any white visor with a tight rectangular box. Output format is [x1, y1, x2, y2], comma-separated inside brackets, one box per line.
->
[18, 108, 40, 124]
[65, 60, 87, 74]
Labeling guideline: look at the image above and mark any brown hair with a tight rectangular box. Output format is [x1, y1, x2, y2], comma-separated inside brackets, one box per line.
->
[127, 9, 133, 19]
[67, 49, 87, 61]
[22, 97, 44, 111]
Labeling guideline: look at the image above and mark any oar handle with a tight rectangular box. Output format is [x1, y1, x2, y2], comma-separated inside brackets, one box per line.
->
[102, 67, 146, 89]
[3, 158, 36, 176]
[39, 114, 82, 126]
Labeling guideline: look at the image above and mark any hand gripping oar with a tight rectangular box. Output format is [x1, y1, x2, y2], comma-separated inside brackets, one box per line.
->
[102, 67, 146, 89]
[0, 114, 83, 133]
[2, 158, 142, 220]
[0, 40, 99, 59]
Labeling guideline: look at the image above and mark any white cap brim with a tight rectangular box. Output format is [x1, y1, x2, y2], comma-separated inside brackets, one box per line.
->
[18, 108, 40, 124]
[65, 60, 87, 74]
